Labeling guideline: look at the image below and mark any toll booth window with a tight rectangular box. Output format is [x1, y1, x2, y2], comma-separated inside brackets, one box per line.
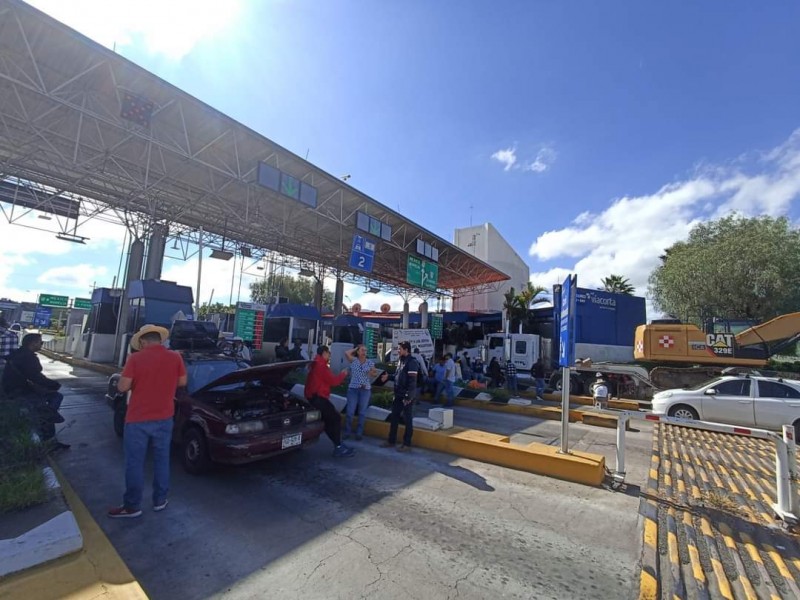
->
[757, 380, 800, 399]
[292, 319, 317, 345]
[263, 317, 290, 343]
[515, 341, 527, 354]
[489, 337, 504, 349]
[713, 380, 751, 396]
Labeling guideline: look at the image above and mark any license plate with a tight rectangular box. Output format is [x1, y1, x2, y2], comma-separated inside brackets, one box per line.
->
[281, 433, 302, 449]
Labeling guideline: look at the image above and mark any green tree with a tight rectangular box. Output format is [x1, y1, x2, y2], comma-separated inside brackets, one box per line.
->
[249, 275, 334, 307]
[197, 302, 234, 319]
[648, 215, 800, 325]
[600, 274, 635, 295]
[517, 282, 549, 308]
[502, 287, 525, 330]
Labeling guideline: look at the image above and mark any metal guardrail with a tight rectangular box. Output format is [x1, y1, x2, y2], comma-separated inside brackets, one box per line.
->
[603, 409, 800, 524]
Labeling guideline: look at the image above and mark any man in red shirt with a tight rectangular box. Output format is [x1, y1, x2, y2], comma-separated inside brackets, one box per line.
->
[108, 325, 187, 518]
[305, 345, 354, 457]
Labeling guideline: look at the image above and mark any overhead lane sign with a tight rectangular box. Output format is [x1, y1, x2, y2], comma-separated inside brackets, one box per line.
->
[349, 234, 375, 273]
[406, 256, 438, 292]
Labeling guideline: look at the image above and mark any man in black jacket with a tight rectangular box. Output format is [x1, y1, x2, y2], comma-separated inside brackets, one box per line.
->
[2, 333, 69, 449]
[382, 341, 419, 452]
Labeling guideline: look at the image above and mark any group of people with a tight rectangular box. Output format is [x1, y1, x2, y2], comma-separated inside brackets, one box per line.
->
[275, 337, 310, 362]
[303, 341, 417, 456]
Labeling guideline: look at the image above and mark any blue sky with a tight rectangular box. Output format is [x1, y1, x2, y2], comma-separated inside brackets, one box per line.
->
[3, 0, 800, 312]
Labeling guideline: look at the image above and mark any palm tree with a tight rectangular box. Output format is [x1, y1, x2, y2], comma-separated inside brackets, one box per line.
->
[517, 282, 549, 308]
[502, 287, 525, 330]
[600, 274, 635, 295]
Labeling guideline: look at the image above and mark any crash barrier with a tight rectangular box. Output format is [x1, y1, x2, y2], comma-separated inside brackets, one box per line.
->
[604, 409, 800, 524]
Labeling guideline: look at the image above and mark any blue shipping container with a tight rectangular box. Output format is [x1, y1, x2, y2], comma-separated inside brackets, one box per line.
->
[573, 288, 646, 346]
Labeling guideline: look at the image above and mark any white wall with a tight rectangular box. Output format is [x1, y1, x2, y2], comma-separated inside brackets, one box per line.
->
[453, 223, 529, 313]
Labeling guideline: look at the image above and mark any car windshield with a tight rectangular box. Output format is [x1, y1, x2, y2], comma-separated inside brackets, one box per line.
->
[684, 377, 724, 391]
[186, 359, 250, 394]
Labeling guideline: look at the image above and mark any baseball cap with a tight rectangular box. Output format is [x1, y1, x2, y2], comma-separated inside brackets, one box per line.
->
[596, 372, 603, 378]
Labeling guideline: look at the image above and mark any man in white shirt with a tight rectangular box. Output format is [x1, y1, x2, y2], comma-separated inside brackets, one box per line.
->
[592, 373, 609, 409]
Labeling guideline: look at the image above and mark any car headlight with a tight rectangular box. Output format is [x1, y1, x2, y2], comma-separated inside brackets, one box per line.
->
[306, 410, 321, 423]
[654, 391, 673, 400]
[225, 421, 265, 434]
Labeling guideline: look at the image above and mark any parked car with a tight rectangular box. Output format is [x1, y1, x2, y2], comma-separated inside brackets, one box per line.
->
[105, 321, 323, 474]
[651, 375, 800, 430]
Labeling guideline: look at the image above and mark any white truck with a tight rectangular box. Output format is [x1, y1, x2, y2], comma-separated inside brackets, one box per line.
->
[460, 333, 543, 373]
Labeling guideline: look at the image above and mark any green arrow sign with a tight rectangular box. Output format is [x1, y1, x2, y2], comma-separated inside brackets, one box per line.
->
[39, 294, 69, 308]
[422, 261, 439, 291]
[73, 298, 92, 310]
[406, 255, 423, 287]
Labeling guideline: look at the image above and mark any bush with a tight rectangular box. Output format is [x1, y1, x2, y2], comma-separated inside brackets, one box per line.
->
[370, 391, 394, 409]
[0, 401, 48, 514]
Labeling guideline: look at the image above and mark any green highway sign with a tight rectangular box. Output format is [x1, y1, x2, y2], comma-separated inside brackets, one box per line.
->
[428, 314, 443, 339]
[39, 294, 69, 308]
[73, 298, 92, 310]
[406, 255, 439, 291]
[406, 255, 423, 287]
[422, 261, 439, 291]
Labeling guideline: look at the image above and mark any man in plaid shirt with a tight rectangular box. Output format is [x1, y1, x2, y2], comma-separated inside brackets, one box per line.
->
[0, 316, 18, 361]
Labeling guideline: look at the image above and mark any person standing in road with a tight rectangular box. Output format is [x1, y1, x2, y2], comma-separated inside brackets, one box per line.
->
[305, 345, 354, 457]
[592, 373, 609, 409]
[382, 341, 419, 452]
[412, 347, 428, 394]
[231, 337, 251, 363]
[531, 358, 546, 400]
[343, 344, 387, 440]
[505, 360, 518, 394]
[2, 333, 69, 449]
[108, 325, 186, 519]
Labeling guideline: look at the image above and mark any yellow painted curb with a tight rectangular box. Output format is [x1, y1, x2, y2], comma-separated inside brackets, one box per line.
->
[361, 419, 606, 487]
[0, 461, 148, 600]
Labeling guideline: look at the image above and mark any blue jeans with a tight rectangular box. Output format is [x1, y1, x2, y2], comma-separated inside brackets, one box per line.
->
[506, 375, 518, 393]
[535, 378, 546, 397]
[123, 418, 172, 510]
[345, 387, 371, 437]
[434, 380, 455, 406]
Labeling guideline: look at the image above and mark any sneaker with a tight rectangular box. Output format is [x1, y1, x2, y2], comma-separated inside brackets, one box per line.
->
[333, 445, 355, 458]
[397, 445, 412, 453]
[153, 499, 169, 512]
[108, 506, 142, 519]
[380, 441, 396, 448]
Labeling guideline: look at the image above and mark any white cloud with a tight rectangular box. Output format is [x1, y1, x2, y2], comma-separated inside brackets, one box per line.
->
[524, 146, 557, 173]
[28, 0, 243, 61]
[491, 147, 517, 172]
[527, 128, 800, 301]
[491, 144, 556, 173]
[38, 264, 108, 291]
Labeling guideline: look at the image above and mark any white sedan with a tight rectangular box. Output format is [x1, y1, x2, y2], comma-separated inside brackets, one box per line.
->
[651, 375, 800, 431]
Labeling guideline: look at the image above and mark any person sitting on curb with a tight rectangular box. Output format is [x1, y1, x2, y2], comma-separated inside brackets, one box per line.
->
[305, 345, 354, 458]
[2, 333, 69, 451]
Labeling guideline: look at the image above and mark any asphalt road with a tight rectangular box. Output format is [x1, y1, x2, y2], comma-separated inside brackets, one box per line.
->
[44, 357, 651, 600]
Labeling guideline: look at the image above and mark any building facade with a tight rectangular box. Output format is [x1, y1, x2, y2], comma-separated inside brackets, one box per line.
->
[452, 223, 530, 313]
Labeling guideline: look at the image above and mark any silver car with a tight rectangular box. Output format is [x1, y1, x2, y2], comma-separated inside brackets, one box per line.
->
[651, 375, 800, 431]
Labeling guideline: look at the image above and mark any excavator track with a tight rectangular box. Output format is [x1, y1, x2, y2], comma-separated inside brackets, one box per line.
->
[648, 366, 723, 391]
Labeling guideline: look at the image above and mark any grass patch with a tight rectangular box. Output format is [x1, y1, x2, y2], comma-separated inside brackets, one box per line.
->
[0, 401, 49, 514]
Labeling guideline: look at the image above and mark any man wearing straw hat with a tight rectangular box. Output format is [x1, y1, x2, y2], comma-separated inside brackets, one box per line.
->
[108, 324, 187, 519]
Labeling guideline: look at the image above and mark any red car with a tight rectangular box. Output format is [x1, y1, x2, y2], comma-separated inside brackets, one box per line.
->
[107, 357, 324, 474]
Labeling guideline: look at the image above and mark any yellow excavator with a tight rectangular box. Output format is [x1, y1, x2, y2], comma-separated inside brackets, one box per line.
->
[633, 312, 800, 391]
[557, 313, 800, 401]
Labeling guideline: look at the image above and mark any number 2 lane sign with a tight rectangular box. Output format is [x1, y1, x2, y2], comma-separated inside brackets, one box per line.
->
[349, 234, 375, 273]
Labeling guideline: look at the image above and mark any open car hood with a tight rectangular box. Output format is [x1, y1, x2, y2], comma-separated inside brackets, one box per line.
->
[194, 360, 311, 394]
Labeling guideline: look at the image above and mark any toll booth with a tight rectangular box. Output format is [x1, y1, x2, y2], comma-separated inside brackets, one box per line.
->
[261, 304, 321, 361]
[80, 287, 123, 362]
[127, 280, 194, 331]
